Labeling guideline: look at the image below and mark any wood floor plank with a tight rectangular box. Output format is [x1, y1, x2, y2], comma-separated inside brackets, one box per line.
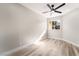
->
[9, 39, 79, 56]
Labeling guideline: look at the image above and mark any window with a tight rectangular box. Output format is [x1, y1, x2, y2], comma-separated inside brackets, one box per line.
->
[48, 20, 60, 30]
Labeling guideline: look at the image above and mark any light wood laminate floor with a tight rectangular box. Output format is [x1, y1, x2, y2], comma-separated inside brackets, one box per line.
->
[9, 39, 79, 56]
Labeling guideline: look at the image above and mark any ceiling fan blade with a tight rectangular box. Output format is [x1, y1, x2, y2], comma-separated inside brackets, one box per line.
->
[42, 10, 51, 13]
[54, 10, 62, 13]
[47, 4, 52, 10]
[54, 3, 66, 10]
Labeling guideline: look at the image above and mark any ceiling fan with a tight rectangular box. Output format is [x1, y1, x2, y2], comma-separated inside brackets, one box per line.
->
[43, 3, 66, 14]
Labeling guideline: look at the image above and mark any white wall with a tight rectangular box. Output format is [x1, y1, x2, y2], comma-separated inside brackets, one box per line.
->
[48, 8, 79, 46]
[0, 3, 46, 54]
[47, 16, 63, 39]
[63, 8, 79, 45]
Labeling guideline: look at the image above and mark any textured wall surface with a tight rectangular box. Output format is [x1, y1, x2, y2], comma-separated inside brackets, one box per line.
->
[0, 3, 46, 55]
[63, 8, 79, 45]
[47, 16, 63, 39]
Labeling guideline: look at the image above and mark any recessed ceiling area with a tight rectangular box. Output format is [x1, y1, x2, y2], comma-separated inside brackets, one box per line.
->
[21, 3, 79, 18]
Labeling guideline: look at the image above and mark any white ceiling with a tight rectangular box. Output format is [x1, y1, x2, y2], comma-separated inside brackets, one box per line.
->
[21, 3, 79, 18]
